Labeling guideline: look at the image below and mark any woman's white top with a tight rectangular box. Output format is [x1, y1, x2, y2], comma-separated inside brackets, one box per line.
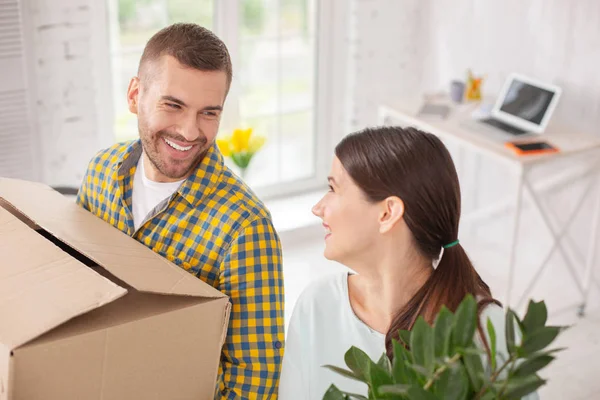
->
[279, 271, 538, 400]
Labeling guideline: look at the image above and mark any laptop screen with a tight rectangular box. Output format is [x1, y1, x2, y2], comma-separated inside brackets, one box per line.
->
[499, 79, 557, 125]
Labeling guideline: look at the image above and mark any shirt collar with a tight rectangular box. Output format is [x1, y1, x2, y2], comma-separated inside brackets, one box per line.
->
[115, 140, 224, 207]
[115, 140, 142, 173]
[177, 144, 224, 206]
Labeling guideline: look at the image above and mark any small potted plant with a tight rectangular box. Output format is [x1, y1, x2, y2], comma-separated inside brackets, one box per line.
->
[324, 296, 565, 400]
[216, 128, 266, 179]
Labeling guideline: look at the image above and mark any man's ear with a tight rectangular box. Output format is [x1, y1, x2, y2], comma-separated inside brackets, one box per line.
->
[127, 76, 140, 115]
[379, 196, 404, 234]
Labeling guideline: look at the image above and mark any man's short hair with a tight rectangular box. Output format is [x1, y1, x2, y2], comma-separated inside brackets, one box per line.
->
[139, 23, 232, 92]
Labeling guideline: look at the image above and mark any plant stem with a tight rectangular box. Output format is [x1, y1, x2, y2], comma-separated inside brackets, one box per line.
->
[423, 353, 462, 390]
[497, 359, 518, 397]
[473, 355, 516, 400]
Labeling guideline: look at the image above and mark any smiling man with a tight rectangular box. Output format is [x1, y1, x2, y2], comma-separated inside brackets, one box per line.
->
[77, 23, 284, 399]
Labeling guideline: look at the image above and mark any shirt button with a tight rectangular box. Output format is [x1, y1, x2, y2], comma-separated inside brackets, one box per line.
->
[274, 341, 282, 349]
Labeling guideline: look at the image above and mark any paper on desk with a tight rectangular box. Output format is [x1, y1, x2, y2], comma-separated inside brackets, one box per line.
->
[471, 103, 494, 120]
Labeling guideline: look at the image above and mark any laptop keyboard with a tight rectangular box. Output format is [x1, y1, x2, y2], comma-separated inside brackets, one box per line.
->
[481, 118, 528, 135]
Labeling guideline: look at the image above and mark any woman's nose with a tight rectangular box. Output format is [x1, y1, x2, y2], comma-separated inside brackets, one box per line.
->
[312, 198, 324, 218]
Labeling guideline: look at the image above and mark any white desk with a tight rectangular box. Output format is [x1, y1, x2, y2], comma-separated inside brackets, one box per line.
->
[379, 97, 600, 315]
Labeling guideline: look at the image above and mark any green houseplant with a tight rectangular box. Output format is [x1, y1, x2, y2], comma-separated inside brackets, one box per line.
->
[323, 295, 565, 400]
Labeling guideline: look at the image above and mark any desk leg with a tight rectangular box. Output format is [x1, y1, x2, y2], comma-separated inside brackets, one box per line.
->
[579, 175, 600, 317]
[471, 153, 481, 237]
[506, 167, 525, 307]
[463, 150, 482, 240]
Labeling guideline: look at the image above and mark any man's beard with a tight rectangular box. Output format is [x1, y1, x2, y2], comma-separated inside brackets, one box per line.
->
[140, 128, 208, 180]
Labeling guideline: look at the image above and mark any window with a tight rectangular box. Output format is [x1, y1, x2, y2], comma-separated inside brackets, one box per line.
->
[108, 0, 343, 198]
[108, 0, 214, 143]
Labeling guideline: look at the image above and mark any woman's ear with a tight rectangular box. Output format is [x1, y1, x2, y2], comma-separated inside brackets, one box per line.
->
[379, 196, 404, 234]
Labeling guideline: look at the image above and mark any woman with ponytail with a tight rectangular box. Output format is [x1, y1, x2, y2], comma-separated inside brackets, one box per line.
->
[279, 126, 513, 399]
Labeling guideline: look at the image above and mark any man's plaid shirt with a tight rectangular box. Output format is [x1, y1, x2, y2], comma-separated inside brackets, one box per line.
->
[77, 140, 284, 399]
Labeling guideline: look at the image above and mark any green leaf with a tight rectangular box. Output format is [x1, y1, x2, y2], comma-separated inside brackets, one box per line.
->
[344, 346, 372, 382]
[486, 317, 497, 371]
[527, 347, 567, 357]
[407, 386, 439, 400]
[408, 364, 430, 378]
[341, 393, 368, 400]
[378, 384, 411, 395]
[478, 392, 497, 400]
[377, 353, 392, 375]
[513, 354, 555, 377]
[505, 309, 518, 353]
[459, 348, 485, 357]
[458, 347, 487, 357]
[392, 340, 418, 384]
[410, 317, 435, 375]
[398, 330, 412, 347]
[231, 152, 252, 169]
[323, 384, 349, 400]
[496, 374, 546, 399]
[433, 306, 454, 358]
[367, 359, 394, 387]
[432, 363, 469, 400]
[462, 350, 485, 392]
[323, 365, 364, 383]
[522, 300, 548, 334]
[452, 294, 477, 349]
[521, 326, 562, 355]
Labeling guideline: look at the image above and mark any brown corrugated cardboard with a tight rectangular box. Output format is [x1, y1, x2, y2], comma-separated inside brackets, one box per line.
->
[0, 178, 231, 400]
[0, 178, 222, 297]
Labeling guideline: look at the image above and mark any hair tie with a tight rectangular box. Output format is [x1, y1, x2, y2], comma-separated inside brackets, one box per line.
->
[442, 240, 459, 249]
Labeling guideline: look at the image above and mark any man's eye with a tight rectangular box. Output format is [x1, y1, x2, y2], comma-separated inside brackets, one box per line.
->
[203, 111, 218, 117]
[167, 103, 181, 109]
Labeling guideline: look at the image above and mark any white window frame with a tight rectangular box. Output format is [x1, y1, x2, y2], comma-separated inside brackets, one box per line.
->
[215, 0, 350, 199]
[101, 0, 349, 200]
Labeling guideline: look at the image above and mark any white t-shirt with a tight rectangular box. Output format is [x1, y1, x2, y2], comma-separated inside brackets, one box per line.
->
[132, 155, 184, 231]
[279, 272, 386, 399]
[279, 271, 537, 400]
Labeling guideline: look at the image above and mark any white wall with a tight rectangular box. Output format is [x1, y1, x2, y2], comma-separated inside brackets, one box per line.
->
[349, 0, 600, 136]
[428, 0, 600, 136]
[21, 0, 112, 187]
[346, 0, 438, 133]
[15, 0, 600, 190]
[347, 0, 600, 309]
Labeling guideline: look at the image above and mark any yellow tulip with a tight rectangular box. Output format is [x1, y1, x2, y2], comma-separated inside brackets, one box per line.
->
[248, 135, 266, 153]
[232, 128, 253, 152]
[216, 138, 232, 157]
[217, 127, 266, 171]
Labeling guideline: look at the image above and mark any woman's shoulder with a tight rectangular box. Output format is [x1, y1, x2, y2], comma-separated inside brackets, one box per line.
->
[290, 271, 349, 317]
[477, 302, 506, 341]
[477, 302, 514, 358]
[479, 302, 505, 327]
[298, 271, 348, 304]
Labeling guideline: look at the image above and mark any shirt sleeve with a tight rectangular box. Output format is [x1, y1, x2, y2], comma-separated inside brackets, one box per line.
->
[216, 217, 285, 399]
[76, 157, 94, 211]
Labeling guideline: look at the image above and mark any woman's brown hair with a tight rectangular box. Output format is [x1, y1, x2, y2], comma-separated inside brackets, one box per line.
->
[335, 126, 499, 358]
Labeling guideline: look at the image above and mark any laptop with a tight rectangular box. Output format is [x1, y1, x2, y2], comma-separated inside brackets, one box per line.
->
[471, 73, 562, 139]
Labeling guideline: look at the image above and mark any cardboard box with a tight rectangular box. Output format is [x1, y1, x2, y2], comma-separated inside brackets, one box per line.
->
[0, 178, 231, 400]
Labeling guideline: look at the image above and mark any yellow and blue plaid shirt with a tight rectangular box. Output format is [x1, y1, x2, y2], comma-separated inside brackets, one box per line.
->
[77, 140, 284, 399]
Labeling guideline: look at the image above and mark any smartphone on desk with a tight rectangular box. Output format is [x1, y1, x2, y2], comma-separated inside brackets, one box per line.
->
[505, 140, 559, 156]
